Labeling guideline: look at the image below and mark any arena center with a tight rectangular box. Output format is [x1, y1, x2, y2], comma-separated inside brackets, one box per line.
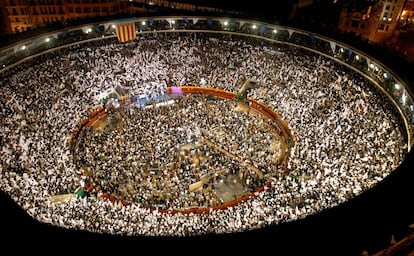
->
[1, 16, 414, 238]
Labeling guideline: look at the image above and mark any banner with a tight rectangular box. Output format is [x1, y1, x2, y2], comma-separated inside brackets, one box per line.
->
[329, 41, 336, 53]
[116, 23, 136, 43]
[93, 24, 101, 33]
[287, 29, 294, 39]
[75, 187, 85, 199]
[308, 33, 314, 42]
[62, 30, 68, 38]
[171, 86, 183, 95]
[365, 57, 371, 68]
[260, 24, 267, 35]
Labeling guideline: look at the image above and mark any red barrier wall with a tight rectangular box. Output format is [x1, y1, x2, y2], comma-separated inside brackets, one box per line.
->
[72, 86, 294, 214]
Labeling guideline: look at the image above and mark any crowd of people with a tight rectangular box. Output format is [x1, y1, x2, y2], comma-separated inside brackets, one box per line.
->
[75, 94, 282, 210]
[0, 31, 408, 236]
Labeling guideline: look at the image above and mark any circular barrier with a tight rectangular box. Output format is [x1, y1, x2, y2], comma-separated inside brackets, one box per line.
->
[70, 86, 294, 214]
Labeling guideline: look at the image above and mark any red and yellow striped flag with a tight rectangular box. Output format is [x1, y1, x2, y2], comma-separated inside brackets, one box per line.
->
[116, 23, 136, 43]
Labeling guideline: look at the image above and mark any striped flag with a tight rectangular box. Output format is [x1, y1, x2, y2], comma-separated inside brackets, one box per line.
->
[116, 23, 136, 43]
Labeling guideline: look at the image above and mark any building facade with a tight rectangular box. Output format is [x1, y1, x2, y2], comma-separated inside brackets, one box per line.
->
[0, 1, 12, 34]
[399, 0, 414, 30]
[1, 0, 226, 34]
[338, 0, 410, 45]
[2, 0, 125, 33]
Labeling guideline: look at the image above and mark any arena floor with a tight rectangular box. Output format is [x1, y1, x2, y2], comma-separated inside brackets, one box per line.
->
[78, 97, 286, 211]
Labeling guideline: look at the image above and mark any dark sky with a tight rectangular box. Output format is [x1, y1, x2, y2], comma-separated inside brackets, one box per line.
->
[176, 0, 297, 16]
[198, 0, 343, 25]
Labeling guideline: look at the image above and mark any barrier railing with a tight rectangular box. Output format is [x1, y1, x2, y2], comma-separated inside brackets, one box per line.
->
[71, 86, 293, 213]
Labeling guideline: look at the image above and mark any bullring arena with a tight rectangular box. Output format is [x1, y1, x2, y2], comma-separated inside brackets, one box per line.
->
[1, 17, 413, 237]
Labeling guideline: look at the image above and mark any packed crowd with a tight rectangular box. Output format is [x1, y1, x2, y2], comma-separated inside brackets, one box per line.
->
[0, 31, 408, 236]
[75, 94, 281, 210]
